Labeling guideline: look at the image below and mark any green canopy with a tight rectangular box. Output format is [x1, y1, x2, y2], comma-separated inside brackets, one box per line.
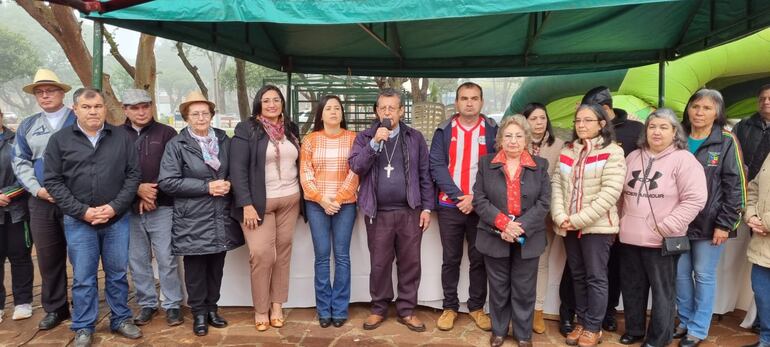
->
[88, 0, 770, 77]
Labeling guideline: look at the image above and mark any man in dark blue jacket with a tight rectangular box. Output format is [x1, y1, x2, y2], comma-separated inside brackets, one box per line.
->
[44, 88, 141, 347]
[429, 82, 497, 331]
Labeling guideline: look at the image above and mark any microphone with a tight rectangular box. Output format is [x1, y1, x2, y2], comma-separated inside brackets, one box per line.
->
[377, 118, 392, 153]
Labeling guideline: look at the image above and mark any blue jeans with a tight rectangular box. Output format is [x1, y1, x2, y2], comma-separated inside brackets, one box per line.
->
[305, 201, 356, 319]
[64, 214, 132, 332]
[675, 239, 725, 339]
[128, 207, 183, 310]
[753, 264, 770, 344]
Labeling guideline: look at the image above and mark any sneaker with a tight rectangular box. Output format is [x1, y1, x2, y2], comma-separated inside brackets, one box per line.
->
[13, 304, 33, 320]
[112, 319, 143, 339]
[73, 329, 93, 347]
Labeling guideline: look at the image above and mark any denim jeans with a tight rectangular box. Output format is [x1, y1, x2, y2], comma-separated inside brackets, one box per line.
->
[753, 264, 770, 344]
[64, 214, 132, 332]
[676, 239, 725, 339]
[306, 201, 356, 319]
[128, 206, 183, 310]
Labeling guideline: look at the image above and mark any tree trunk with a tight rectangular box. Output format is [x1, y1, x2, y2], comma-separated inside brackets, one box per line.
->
[409, 77, 429, 103]
[235, 58, 250, 121]
[176, 42, 208, 98]
[134, 34, 157, 117]
[17, 1, 124, 124]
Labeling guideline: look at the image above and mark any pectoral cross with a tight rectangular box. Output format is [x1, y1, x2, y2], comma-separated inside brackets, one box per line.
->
[384, 164, 394, 178]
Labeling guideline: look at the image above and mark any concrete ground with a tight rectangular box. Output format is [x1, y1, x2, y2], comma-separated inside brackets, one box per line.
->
[0, 255, 760, 346]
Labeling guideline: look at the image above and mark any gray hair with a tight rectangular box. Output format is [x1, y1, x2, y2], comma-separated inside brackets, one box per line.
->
[496, 114, 532, 151]
[375, 87, 404, 108]
[73, 87, 104, 105]
[638, 108, 688, 150]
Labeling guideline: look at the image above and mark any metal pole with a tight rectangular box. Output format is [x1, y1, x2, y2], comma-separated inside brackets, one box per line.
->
[92, 21, 104, 90]
[286, 72, 293, 122]
[658, 60, 665, 108]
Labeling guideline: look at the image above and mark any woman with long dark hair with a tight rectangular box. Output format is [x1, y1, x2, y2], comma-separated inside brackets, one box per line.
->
[300, 95, 359, 328]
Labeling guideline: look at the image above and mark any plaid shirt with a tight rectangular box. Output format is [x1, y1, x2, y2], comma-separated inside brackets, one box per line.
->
[300, 129, 359, 204]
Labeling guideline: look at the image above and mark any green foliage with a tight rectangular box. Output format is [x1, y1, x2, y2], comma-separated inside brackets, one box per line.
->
[0, 27, 40, 84]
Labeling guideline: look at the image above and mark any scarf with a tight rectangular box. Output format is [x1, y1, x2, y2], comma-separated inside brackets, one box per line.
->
[259, 115, 295, 179]
[529, 131, 550, 157]
[188, 127, 221, 171]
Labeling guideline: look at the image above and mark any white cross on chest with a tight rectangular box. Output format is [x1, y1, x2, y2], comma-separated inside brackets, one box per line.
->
[384, 164, 394, 178]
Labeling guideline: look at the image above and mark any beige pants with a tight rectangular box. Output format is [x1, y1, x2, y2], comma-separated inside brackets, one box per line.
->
[535, 221, 556, 310]
[242, 193, 300, 314]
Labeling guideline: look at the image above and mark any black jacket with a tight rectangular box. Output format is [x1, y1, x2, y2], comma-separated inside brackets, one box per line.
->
[43, 123, 140, 225]
[158, 127, 244, 256]
[732, 113, 770, 181]
[229, 117, 304, 224]
[687, 125, 747, 239]
[473, 154, 551, 259]
[0, 129, 28, 224]
[611, 108, 644, 157]
[122, 119, 178, 211]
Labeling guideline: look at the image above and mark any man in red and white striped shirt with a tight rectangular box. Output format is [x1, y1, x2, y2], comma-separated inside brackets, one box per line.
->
[429, 82, 498, 331]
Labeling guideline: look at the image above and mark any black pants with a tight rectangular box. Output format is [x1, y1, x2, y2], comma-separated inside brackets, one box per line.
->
[620, 243, 677, 347]
[563, 232, 614, 332]
[485, 245, 538, 341]
[0, 214, 33, 307]
[437, 207, 487, 312]
[606, 239, 622, 318]
[183, 252, 226, 316]
[559, 262, 575, 320]
[28, 197, 69, 315]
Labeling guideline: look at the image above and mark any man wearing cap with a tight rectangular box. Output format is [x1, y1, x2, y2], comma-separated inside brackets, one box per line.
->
[120, 89, 183, 327]
[12, 68, 76, 330]
[558, 86, 644, 334]
[44, 88, 142, 346]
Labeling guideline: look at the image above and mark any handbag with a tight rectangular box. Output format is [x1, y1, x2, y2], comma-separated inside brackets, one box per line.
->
[640, 153, 691, 256]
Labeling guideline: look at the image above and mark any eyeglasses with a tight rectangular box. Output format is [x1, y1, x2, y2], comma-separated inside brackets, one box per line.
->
[573, 119, 600, 125]
[188, 112, 212, 119]
[33, 88, 62, 96]
[377, 106, 400, 113]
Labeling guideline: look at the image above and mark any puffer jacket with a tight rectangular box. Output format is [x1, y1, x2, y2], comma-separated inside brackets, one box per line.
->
[687, 125, 747, 240]
[619, 146, 707, 248]
[744, 154, 770, 268]
[158, 127, 244, 256]
[551, 136, 626, 236]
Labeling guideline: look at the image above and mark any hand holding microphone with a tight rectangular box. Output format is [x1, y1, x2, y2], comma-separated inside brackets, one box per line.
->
[375, 118, 393, 153]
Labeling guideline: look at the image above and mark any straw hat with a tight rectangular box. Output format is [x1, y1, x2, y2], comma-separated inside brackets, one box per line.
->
[179, 90, 216, 117]
[23, 68, 72, 94]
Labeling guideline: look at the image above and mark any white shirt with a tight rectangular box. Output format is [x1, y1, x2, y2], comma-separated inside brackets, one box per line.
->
[77, 122, 105, 148]
[43, 106, 69, 130]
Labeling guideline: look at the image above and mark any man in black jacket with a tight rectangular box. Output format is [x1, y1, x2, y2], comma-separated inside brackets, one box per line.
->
[120, 89, 183, 327]
[733, 84, 770, 182]
[44, 88, 142, 347]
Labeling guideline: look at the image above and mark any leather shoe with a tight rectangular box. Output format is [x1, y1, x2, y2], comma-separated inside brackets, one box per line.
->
[112, 319, 142, 339]
[193, 314, 208, 336]
[518, 340, 533, 347]
[679, 335, 702, 347]
[207, 311, 228, 328]
[319, 317, 332, 328]
[673, 327, 688, 339]
[332, 318, 346, 327]
[620, 333, 645, 344]
[133, 307, 157, 326]
[560, 317, 575, 337]
[39, 311, 70, 330]
[398, 315, 426, 332]
[490, 335, 505, 347]
[166, 308, 184, 326]
[578, 330, 603, 347]
[743, 341, 770, 347]
[363, 314, 385, 330]
[603, 314, 618, 332]
[73, 329, 93, 347]
[566, 324, 585, 346]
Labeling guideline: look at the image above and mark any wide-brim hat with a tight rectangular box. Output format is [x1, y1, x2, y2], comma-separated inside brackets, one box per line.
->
[23, 68, 72, 95]
[179, 90, 216, 117]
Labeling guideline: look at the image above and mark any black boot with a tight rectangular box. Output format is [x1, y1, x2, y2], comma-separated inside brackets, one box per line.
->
[559, 306, 575, 337]
[193, 314, 208, 336]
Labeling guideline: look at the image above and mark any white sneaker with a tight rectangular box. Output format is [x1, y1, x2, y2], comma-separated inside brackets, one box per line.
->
[13, 304, 32, 320]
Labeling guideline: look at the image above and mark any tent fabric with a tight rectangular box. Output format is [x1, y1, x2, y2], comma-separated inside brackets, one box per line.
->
[88, 0, 770, 77]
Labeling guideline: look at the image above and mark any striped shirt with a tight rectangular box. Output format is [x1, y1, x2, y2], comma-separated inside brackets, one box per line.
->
[438, 116, 487, 207]
[300, 129, 359, 204]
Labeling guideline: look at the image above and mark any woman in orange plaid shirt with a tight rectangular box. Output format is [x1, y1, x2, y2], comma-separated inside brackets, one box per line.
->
[300, 95, 359, 329]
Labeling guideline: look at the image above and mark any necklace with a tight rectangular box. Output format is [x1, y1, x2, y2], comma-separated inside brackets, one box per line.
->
[383, 133, 400, 178]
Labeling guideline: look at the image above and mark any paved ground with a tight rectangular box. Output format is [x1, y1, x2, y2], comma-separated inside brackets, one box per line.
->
[0, 256, 760, 346]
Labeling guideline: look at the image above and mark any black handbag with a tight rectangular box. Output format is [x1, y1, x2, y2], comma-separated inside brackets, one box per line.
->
[640, 154, 691, 256]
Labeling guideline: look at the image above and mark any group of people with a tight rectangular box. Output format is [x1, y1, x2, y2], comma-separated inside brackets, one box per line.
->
[1, 67, 769, 347]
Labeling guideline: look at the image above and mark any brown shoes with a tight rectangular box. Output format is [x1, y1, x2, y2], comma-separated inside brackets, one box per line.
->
[566, 324, 585, 345]
[437, 309, 458, 331]
[490, 335, 505, 347]
[578, 329, 603, 347]
[363, 314, 385, 330]
[469, 309, 492, 331]
[397, 315, 426, 332]
[518, 340, 533, 347]
[533, 309, 546, 334]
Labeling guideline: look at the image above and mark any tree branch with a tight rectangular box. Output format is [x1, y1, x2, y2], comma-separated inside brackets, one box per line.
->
[104, 29, 135, 79]
[176, 42, 208, 98]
